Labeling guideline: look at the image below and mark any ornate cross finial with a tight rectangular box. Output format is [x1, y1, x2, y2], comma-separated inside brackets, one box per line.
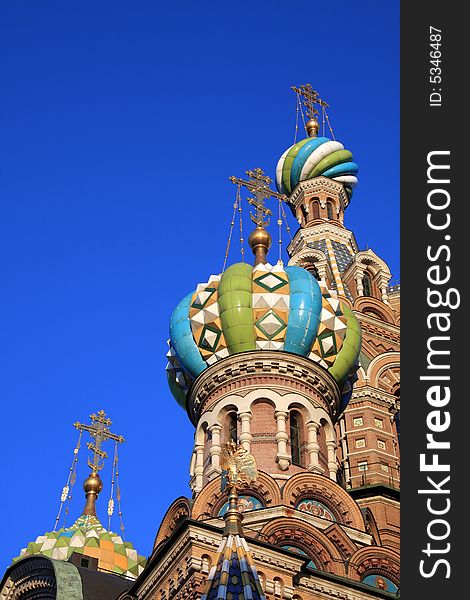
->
[74, 410, 124, 473]
[292, 83, 329, 120]
[229, 168, 286, 228]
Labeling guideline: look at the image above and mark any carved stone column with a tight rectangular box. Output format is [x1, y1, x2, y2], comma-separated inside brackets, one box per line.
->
[238, 412, 253, 453]
[326, 440, 338, 480]
[207, 424, 222, 480]
[379, 274, 391, 304]
[275, 411, 291, 471]
[306, 421, 323, 474]
[193, 443, 205, 493]
[355, 274, 364, 297]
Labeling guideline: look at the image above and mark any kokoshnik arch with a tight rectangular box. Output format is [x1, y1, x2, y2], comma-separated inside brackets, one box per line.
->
[1, 84, 400, 600]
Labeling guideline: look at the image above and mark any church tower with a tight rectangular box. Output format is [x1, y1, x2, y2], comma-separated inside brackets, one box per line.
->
[277, 85, 400, 554]
[129, 85, 400, 599]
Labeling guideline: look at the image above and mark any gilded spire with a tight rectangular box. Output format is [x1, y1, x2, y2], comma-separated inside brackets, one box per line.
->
[201, 443, 266, 600]
[229, 168, 286, 265]
[220, 441, 258, 536]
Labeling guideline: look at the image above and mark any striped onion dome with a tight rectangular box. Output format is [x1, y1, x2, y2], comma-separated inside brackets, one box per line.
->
[275, 135, 358, 198]
[16, 514, 146, 579]
[166, 262, 361, 414]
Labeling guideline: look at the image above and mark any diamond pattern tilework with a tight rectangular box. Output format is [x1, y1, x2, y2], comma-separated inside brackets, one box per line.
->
[307, 240, 354, 301]
[255, 311, 286, 338]
[189, 275, 228, 362]
[330, 240, 353, 273]
[166, 342, 192, 394]
[252, 263, 289, 350]
[17, 514, 146, 579]
[309, 284, 348, 366]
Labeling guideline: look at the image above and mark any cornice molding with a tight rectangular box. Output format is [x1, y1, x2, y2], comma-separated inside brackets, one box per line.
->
[288, 222, 358, 258]
[188, 351, 341, 424]
[351, 386, 400, 411]
[288, 177, 350, 210]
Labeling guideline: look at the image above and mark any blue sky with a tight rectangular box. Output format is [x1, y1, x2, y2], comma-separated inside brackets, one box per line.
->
[0, 1, 399, 569]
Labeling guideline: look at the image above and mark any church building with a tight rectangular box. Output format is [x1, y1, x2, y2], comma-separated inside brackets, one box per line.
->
[0, 84, 400, 600]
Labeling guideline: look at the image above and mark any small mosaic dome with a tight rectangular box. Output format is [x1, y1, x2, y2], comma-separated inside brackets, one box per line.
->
[275, 136, 358, 197]
[16, 514, 146, 580]
[167, 262, 361, 413]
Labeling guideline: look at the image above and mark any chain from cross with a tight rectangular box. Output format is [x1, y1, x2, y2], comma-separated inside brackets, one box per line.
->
[229, 168, 287, 228]
[292, 84, 329, 120]
[74, 410, 125, 473]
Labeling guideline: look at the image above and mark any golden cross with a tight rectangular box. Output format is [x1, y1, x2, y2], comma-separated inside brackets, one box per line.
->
[229, 168, 286, 228]
[74, 410, 124, 472]
[292, 83, 329, 119]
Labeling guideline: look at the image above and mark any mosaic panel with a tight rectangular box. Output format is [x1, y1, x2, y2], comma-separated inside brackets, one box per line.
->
[296, 499, 336, 521]
[252, 263, 289, 351]
[189, 275, 229, 364]
[309, 283, 347, 366]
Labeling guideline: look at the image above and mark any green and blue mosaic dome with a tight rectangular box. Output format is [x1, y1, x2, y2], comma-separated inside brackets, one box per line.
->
[16, 514, 146, 580]
[166, 262, 361, 413]
[275, 135, 358, 199]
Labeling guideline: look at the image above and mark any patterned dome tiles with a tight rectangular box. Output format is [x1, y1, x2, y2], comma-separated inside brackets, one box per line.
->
[189, 274, 229, 366]
[309, 284, 348, 368]
[253, 263, 289, 351]
[17, 514, 146, 579]
[167, 262, 361, 413]
[275, 135, 358, 196]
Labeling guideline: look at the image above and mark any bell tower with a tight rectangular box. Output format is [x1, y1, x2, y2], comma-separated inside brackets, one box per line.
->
[281, 87, 400, 552]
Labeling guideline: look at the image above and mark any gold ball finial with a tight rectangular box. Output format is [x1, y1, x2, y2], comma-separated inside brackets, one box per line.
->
[82, 472, 103, 517]
[83, 472, 103, 495]
[83, 473, 103, 495]
[306, 118, 319, 138]
[248, 227, 272, 265]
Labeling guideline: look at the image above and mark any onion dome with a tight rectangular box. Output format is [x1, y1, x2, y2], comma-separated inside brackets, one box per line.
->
[14, 414, 147, 580]
[166, 262, 361, 413]
[16, 514, 146, 579]
[275, 135, 358, 197]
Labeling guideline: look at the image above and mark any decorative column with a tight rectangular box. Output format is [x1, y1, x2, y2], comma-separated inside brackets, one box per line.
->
[193, 443, 205, 493]
[326, 440, 338, 480]
[274, 411, 291, 471]
[238, 412, 253, 453]
[306, 421, 323, 474]
[207, 424, 222, 480]
[379, 275, 391, 304]
[355, 273, 364, 297]
[338, 415, 351, 488]
[381, 286, 390, 303]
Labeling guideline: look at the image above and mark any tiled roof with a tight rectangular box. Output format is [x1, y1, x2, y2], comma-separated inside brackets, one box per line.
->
[16, 514, 146, 580]
[201, 533, 265, 600]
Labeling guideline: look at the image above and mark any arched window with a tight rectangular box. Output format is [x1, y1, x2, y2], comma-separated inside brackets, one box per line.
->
[290, 413, 302, 466]
[229, 412, 238, 442]
[302, 260, 320, 280]
[363, 272, 373, 297]
[311, 201, 320, 220]
[326, 201, 334, 220]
